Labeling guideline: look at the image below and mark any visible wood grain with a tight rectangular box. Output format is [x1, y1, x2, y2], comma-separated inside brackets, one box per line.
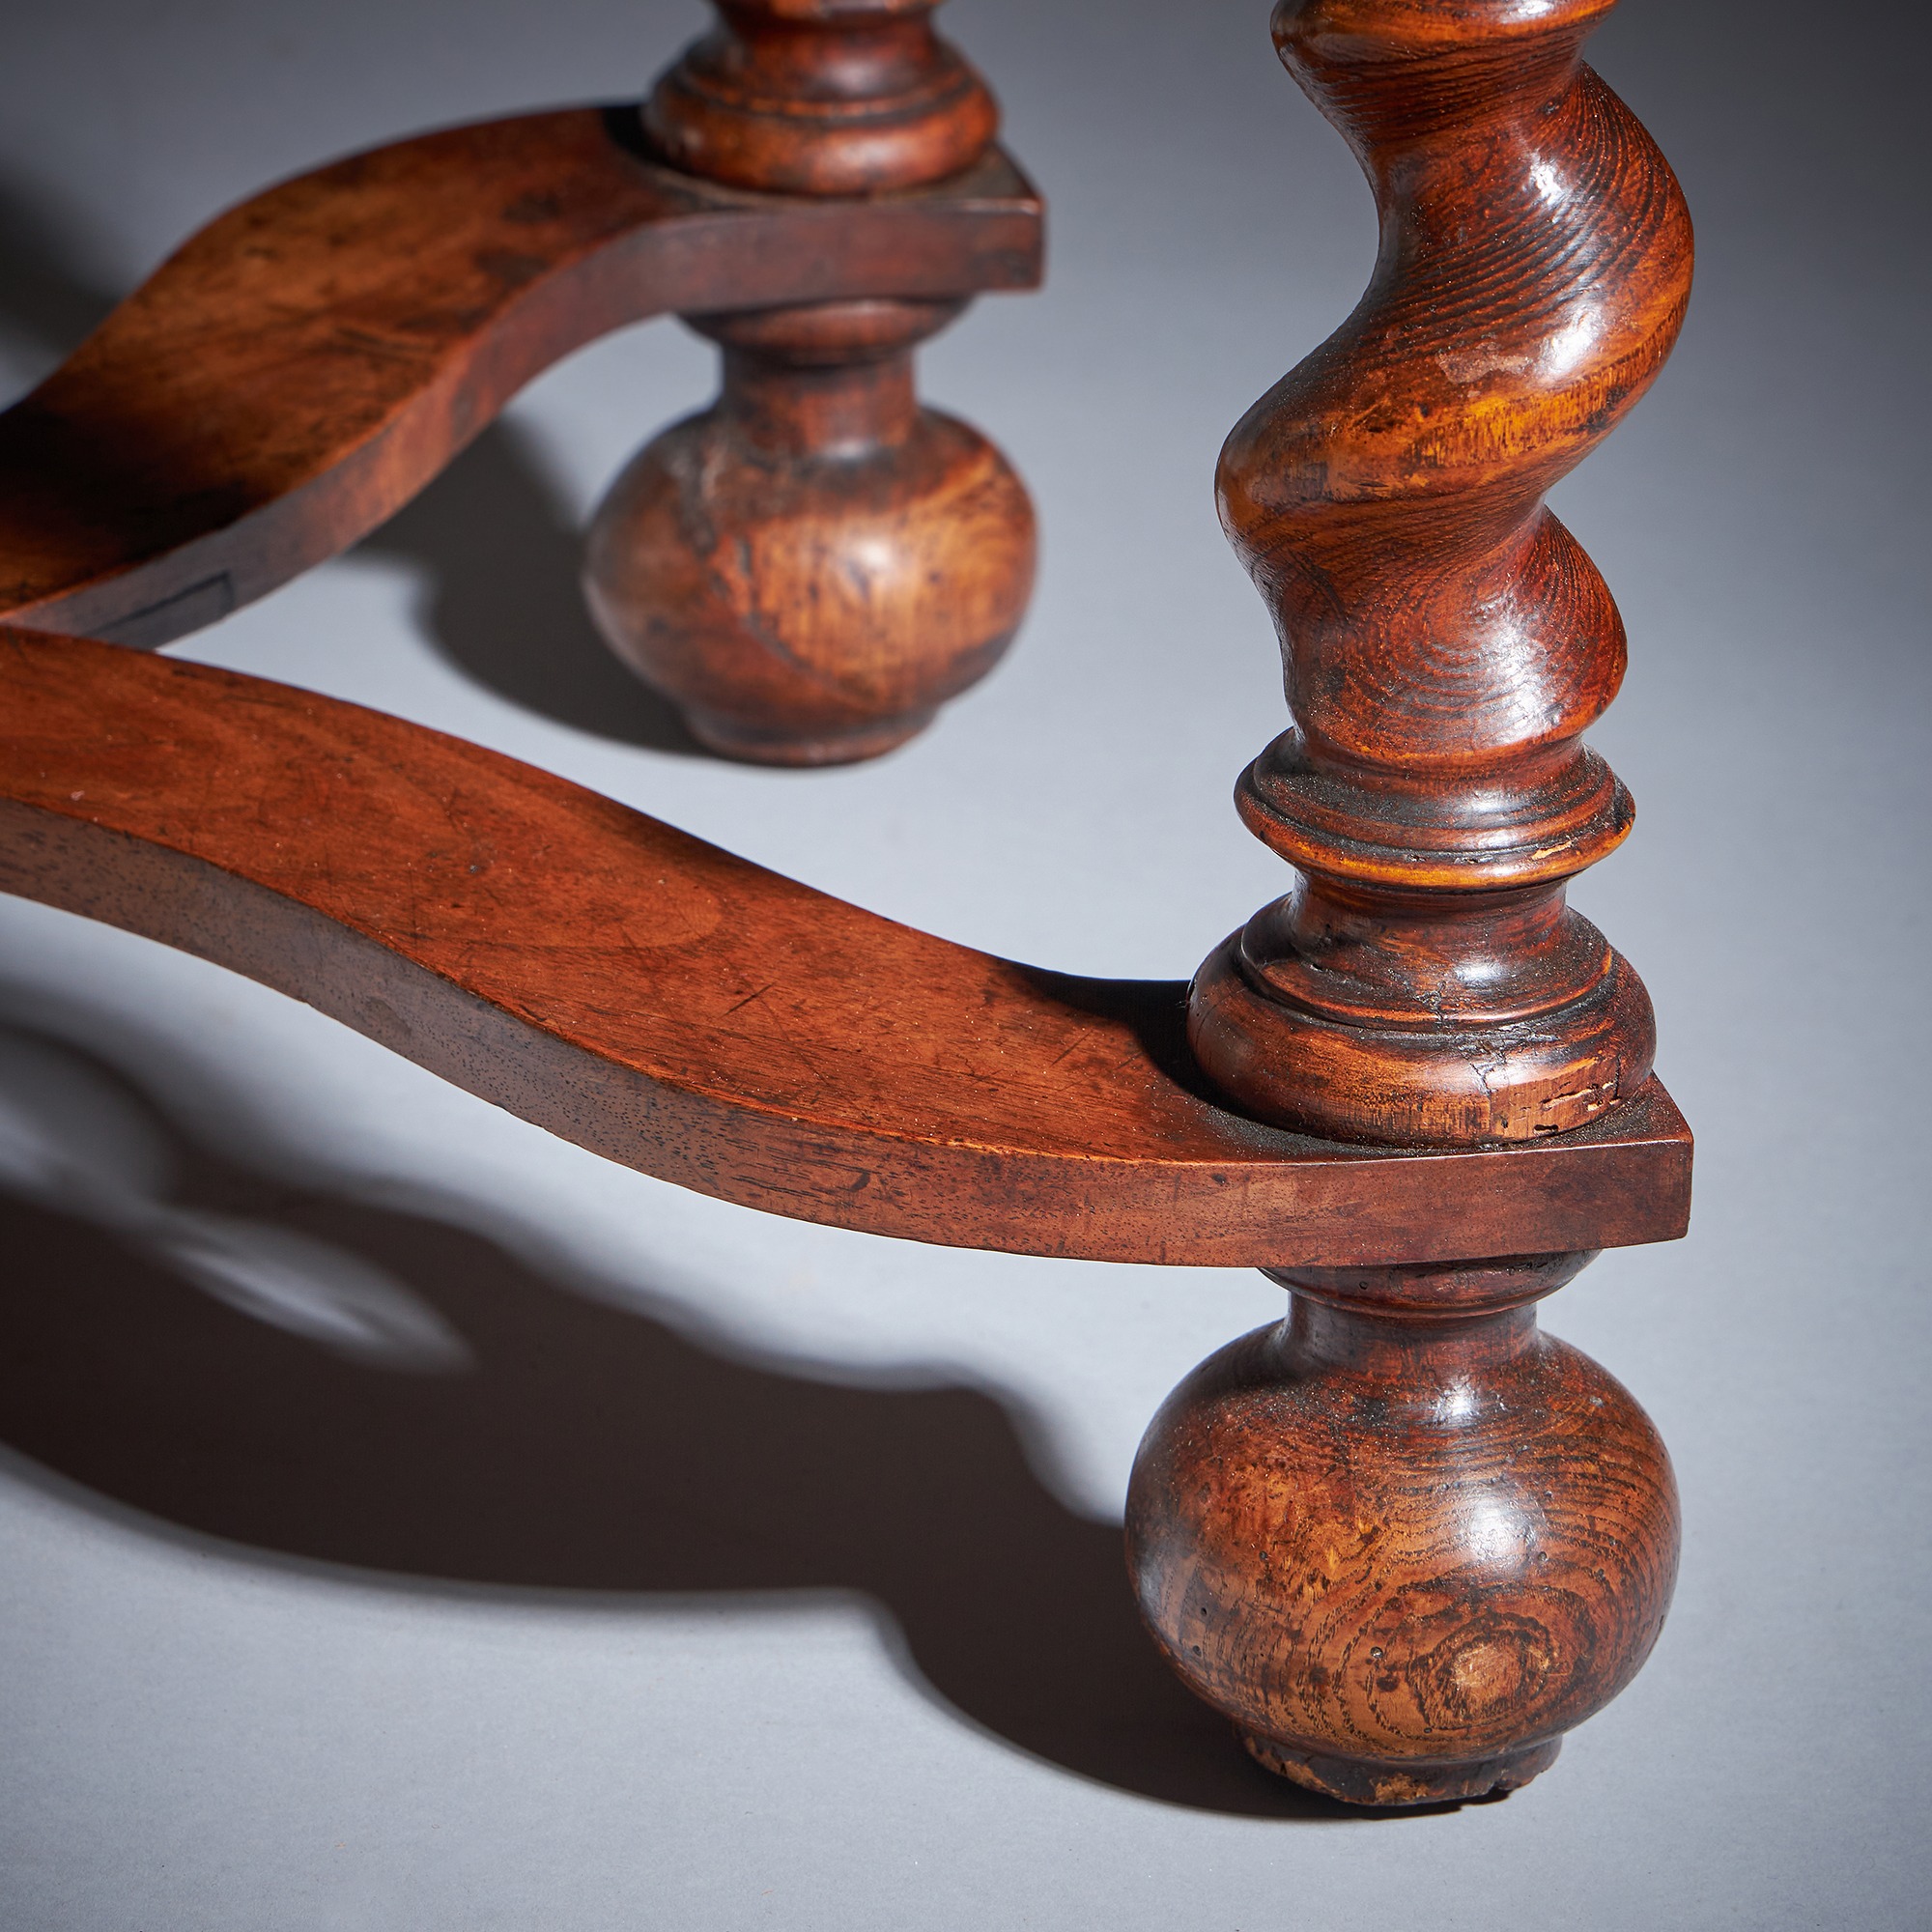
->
[0, 2, 1698, 1809]
[642, 0, 999, 196]
[1187, 0, 1693, 1147]
[0, 631, 1689, 1269]
[1125, 0, 1696, 1810]
[587, 3, 1036, 763]
[1127, 1253, 1679, 1805]
[584, 296, 1036, 764]
[0, 108, 1039, 650]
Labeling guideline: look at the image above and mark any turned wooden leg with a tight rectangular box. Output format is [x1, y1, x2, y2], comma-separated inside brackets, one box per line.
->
[582, 0, 1036, 763]
[583, 296, 1034, 765]
[1126, 1254, 1678, 1805]
[1150, 0, 1694, 1800]
[1184, 0, 1691, 1148]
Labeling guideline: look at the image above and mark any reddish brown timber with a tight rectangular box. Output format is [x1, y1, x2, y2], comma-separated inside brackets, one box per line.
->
[0, 631, 1689, 1270]
[0, 109, 1039, 650]
[1188, 0, 1692, 1149]
[586, 1, 1038, 763]
[1129, 0, 1696, 1808]
[1128, 1252, 1679, 1806]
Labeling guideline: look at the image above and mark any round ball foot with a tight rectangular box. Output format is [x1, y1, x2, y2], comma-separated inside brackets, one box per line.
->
[1241, 1732, 1561, 1807]
[583, 300, 1034, 769]
[1126, 1259, 1678, 1804]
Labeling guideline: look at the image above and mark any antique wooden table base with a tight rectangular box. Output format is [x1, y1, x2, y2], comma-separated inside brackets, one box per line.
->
[0, 0, 1691, 1808]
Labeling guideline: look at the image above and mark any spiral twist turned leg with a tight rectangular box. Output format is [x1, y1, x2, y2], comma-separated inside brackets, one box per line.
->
[1129, 0, 1695, 1803]
[583, 1, 1036, 763]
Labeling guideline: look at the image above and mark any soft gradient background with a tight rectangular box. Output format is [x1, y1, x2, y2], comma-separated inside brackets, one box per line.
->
[0, 2, 1924, 1925]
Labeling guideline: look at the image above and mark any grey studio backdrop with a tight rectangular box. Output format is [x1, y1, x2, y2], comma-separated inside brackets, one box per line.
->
[0, 2, 1923, 1927]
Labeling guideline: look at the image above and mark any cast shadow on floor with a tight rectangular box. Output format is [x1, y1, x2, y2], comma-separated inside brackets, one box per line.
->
[356, 421, 709, 757]
[0, 174, 116, 372]
[0, 1024, 1425, 1825]
[0, 165, 704, 757]
[0, 182, 1479, 1829]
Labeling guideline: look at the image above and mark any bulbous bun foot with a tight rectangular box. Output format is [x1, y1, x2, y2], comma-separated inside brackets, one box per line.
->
[1124, 1262, 1679, 1806]
[1240, 1732, 1560, 1808]
[583, 403, 1031, 764]
[582, 300, 1035, 768]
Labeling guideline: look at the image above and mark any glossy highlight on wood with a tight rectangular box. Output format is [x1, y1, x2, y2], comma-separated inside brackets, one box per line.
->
[1186, 0, 1693, 1148]
[1126, 0, 1695, 1807]
[0, 0, 1698, 1812]
[1128, 1253, 1679, 1805]
[641, 0, 999, 196]
[0, 108, 1040, 649]
[0, 631, 1688, 1271]
[583, 295, 1035, 763]
[588, 0, 1035, 763]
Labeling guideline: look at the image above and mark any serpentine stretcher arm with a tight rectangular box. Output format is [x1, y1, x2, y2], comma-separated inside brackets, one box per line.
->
[0, 103, 1688, 1272]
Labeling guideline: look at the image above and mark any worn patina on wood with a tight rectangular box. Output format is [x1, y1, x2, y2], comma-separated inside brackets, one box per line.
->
[0, 630, 1688, 1272]
[587, 0, 1038, 763]
[0, 0, 1695, 1810]
[1129, 0, 1694, 1804]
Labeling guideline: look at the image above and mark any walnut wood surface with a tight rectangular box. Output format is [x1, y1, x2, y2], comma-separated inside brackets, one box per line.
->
[642, 0, 999, 196]
[1128, 1254, 1679, 1805]
[588, 2, 1036, 763]
[0, 108, 1039, 650]
[0, 631, 1688, 1270]
[0, 9, 1697, 1807]
[583, 296, 1036, 764]
[1127, 0, 1694, 1807]
[1187, 0, 1693, 1148]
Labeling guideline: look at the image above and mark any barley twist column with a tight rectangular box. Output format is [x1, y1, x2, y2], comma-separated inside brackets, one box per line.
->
[1187, 0, 1692, 1147]
[1128, 0, 1694, 1806]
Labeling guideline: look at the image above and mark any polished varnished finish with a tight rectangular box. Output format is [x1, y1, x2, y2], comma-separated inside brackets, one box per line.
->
[0, 631, 1688, 1270]
[1127, 1253, 1679, 1805]
[1128, 0, 1693, 1806]
[583, 297, 1035, 763]
[0, 4, 1697, 1813]
[641, 0, 998, 196]
[1186, 0, 1693, 1148]
[0, 111, 1040, 649]
[587, 0, 1034, 763]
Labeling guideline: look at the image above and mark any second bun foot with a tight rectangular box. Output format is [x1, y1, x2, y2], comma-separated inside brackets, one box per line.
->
[582, 298, 1035, 767]
[679, 703, 938, 769]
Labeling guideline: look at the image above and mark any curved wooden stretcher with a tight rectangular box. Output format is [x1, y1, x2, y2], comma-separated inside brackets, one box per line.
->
[0, 630, 1688, 1269]
[0, 0, 1694, 1810]
[0, 110, 1038, 650]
